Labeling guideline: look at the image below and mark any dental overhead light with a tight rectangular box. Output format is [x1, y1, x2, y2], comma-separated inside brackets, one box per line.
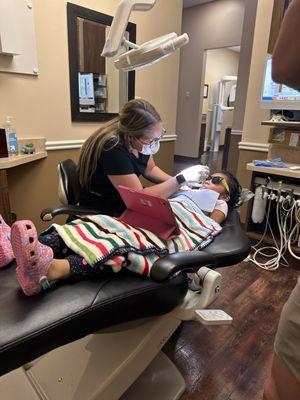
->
[101, 0, 189, 71]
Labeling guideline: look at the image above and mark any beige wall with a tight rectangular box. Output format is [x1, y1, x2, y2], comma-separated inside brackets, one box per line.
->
[231, 0, 258, 133]
[8, 141, 175, 232]
[175, 0, 245, 157]
[0, 0, 182, 138]
[227, 0, 258, 175]
[235, 0, 274, 224]
[240, 0, 274, 144]
[203, 48, 240, 146]
[0, 0, 183, 228]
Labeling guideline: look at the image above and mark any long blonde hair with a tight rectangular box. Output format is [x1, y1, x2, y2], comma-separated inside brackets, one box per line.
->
[78, 99, 161, 188]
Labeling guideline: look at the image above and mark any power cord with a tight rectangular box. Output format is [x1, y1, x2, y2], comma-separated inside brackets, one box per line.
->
[249, 190, 300, 271]
[287, 201, 300, 260]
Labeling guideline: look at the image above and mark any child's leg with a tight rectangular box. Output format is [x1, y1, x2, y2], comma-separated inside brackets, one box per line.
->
[16, 252, 114, 293]
[11, 220, 54, 296]
[46, 256, 93, 282]
[38, 232, 72, 259]
[0, 215, 14, 268]
[47, 259, 71, 281]
[12, 220, 114, 296]
[63, 255, 114, 281]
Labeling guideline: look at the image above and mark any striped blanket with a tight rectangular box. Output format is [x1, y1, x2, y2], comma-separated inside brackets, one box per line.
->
[52, 200, 222, 277]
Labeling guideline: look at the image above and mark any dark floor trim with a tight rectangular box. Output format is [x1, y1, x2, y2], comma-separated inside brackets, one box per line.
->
[175, 146, 224, 164]
[174, 155, 199, 163]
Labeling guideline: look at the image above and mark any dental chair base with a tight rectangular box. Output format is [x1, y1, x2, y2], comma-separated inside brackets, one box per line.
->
[0, 210, 250, 399]
[0, 269, 222, 400]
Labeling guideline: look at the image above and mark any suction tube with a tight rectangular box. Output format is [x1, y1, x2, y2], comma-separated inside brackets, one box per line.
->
[251, 186, 267, 224]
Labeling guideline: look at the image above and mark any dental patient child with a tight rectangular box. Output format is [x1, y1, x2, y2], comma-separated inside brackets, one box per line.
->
[0, 170, 240, 297]
[174, 170, 242, 224]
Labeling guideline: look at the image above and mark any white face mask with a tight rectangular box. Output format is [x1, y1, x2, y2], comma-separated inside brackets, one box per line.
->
[140, 140, 160, 155]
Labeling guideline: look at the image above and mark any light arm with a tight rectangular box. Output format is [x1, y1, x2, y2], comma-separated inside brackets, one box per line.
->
[101, 0, 156, 58]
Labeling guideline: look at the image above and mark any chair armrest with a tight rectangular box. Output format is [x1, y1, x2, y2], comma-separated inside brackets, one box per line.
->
[150, 251, 217, 282]
[40, 206, 100, 221]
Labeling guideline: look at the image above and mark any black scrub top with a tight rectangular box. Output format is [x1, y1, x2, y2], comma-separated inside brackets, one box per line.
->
[79, 141, 150, 216]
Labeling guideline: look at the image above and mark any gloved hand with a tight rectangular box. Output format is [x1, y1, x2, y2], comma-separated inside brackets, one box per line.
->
[177, 165, 210, 184]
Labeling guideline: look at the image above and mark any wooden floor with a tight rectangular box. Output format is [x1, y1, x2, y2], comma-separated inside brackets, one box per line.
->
[163, 259, 299, 400]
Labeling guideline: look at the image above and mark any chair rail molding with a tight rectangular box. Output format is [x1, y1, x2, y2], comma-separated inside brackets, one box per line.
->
[231, 129, 243, 136]
[46, 135, 178, 151]
[238, 141, 269, 152]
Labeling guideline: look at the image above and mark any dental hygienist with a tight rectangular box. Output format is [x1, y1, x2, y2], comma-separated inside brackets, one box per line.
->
[78, 98, 208, 216]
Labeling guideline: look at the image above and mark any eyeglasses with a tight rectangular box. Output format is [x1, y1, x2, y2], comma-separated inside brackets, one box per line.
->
[139, 128, 166, 148]
[207, 175, 230, 194]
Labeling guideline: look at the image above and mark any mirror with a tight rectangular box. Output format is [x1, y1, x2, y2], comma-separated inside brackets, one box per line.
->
[67, 3, 136, 122]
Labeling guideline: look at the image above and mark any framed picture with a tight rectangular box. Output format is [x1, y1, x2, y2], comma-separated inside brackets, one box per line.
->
[203, 84, 209, 99]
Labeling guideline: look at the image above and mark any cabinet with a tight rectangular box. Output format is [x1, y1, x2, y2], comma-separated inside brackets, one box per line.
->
[245, 163, 300, 256]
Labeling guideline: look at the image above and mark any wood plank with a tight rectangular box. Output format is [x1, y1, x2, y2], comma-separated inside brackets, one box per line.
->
[247, 231, 300, 255]
[163, 261, 299, 399]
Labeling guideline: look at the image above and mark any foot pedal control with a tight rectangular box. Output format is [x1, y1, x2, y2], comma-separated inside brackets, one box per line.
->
[195, 309, 233, 326]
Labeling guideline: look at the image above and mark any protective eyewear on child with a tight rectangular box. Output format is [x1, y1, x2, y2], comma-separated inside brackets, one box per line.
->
[207, 175, 230, 194]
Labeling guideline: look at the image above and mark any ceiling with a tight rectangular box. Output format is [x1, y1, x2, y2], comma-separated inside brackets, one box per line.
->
[183, 0, 215, 8]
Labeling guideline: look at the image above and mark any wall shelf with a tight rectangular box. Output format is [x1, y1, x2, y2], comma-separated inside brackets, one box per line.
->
[247, 162, 300, 179]
[0, 152, 47, 170]
[261, 121, 300, 131]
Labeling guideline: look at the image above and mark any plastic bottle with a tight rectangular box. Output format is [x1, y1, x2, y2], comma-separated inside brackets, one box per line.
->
[5, 116, 19, 156]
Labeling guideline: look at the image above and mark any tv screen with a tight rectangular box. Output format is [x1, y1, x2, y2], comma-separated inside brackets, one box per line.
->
[261, 58, 300, 110]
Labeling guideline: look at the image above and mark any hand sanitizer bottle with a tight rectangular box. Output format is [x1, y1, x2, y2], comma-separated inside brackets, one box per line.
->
[5, 116, 19, 156]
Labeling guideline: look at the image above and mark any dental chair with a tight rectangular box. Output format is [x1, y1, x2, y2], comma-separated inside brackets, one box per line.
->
[41, 159, 102, 222]
[0, 159, 250, 400]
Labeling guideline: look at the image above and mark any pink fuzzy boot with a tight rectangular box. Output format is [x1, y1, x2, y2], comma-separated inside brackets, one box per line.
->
[0, 215, 14, 268]
[11, 220, 53, 296]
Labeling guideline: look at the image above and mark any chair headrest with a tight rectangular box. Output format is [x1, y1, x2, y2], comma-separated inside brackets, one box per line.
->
[58, 159, 81, 205]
